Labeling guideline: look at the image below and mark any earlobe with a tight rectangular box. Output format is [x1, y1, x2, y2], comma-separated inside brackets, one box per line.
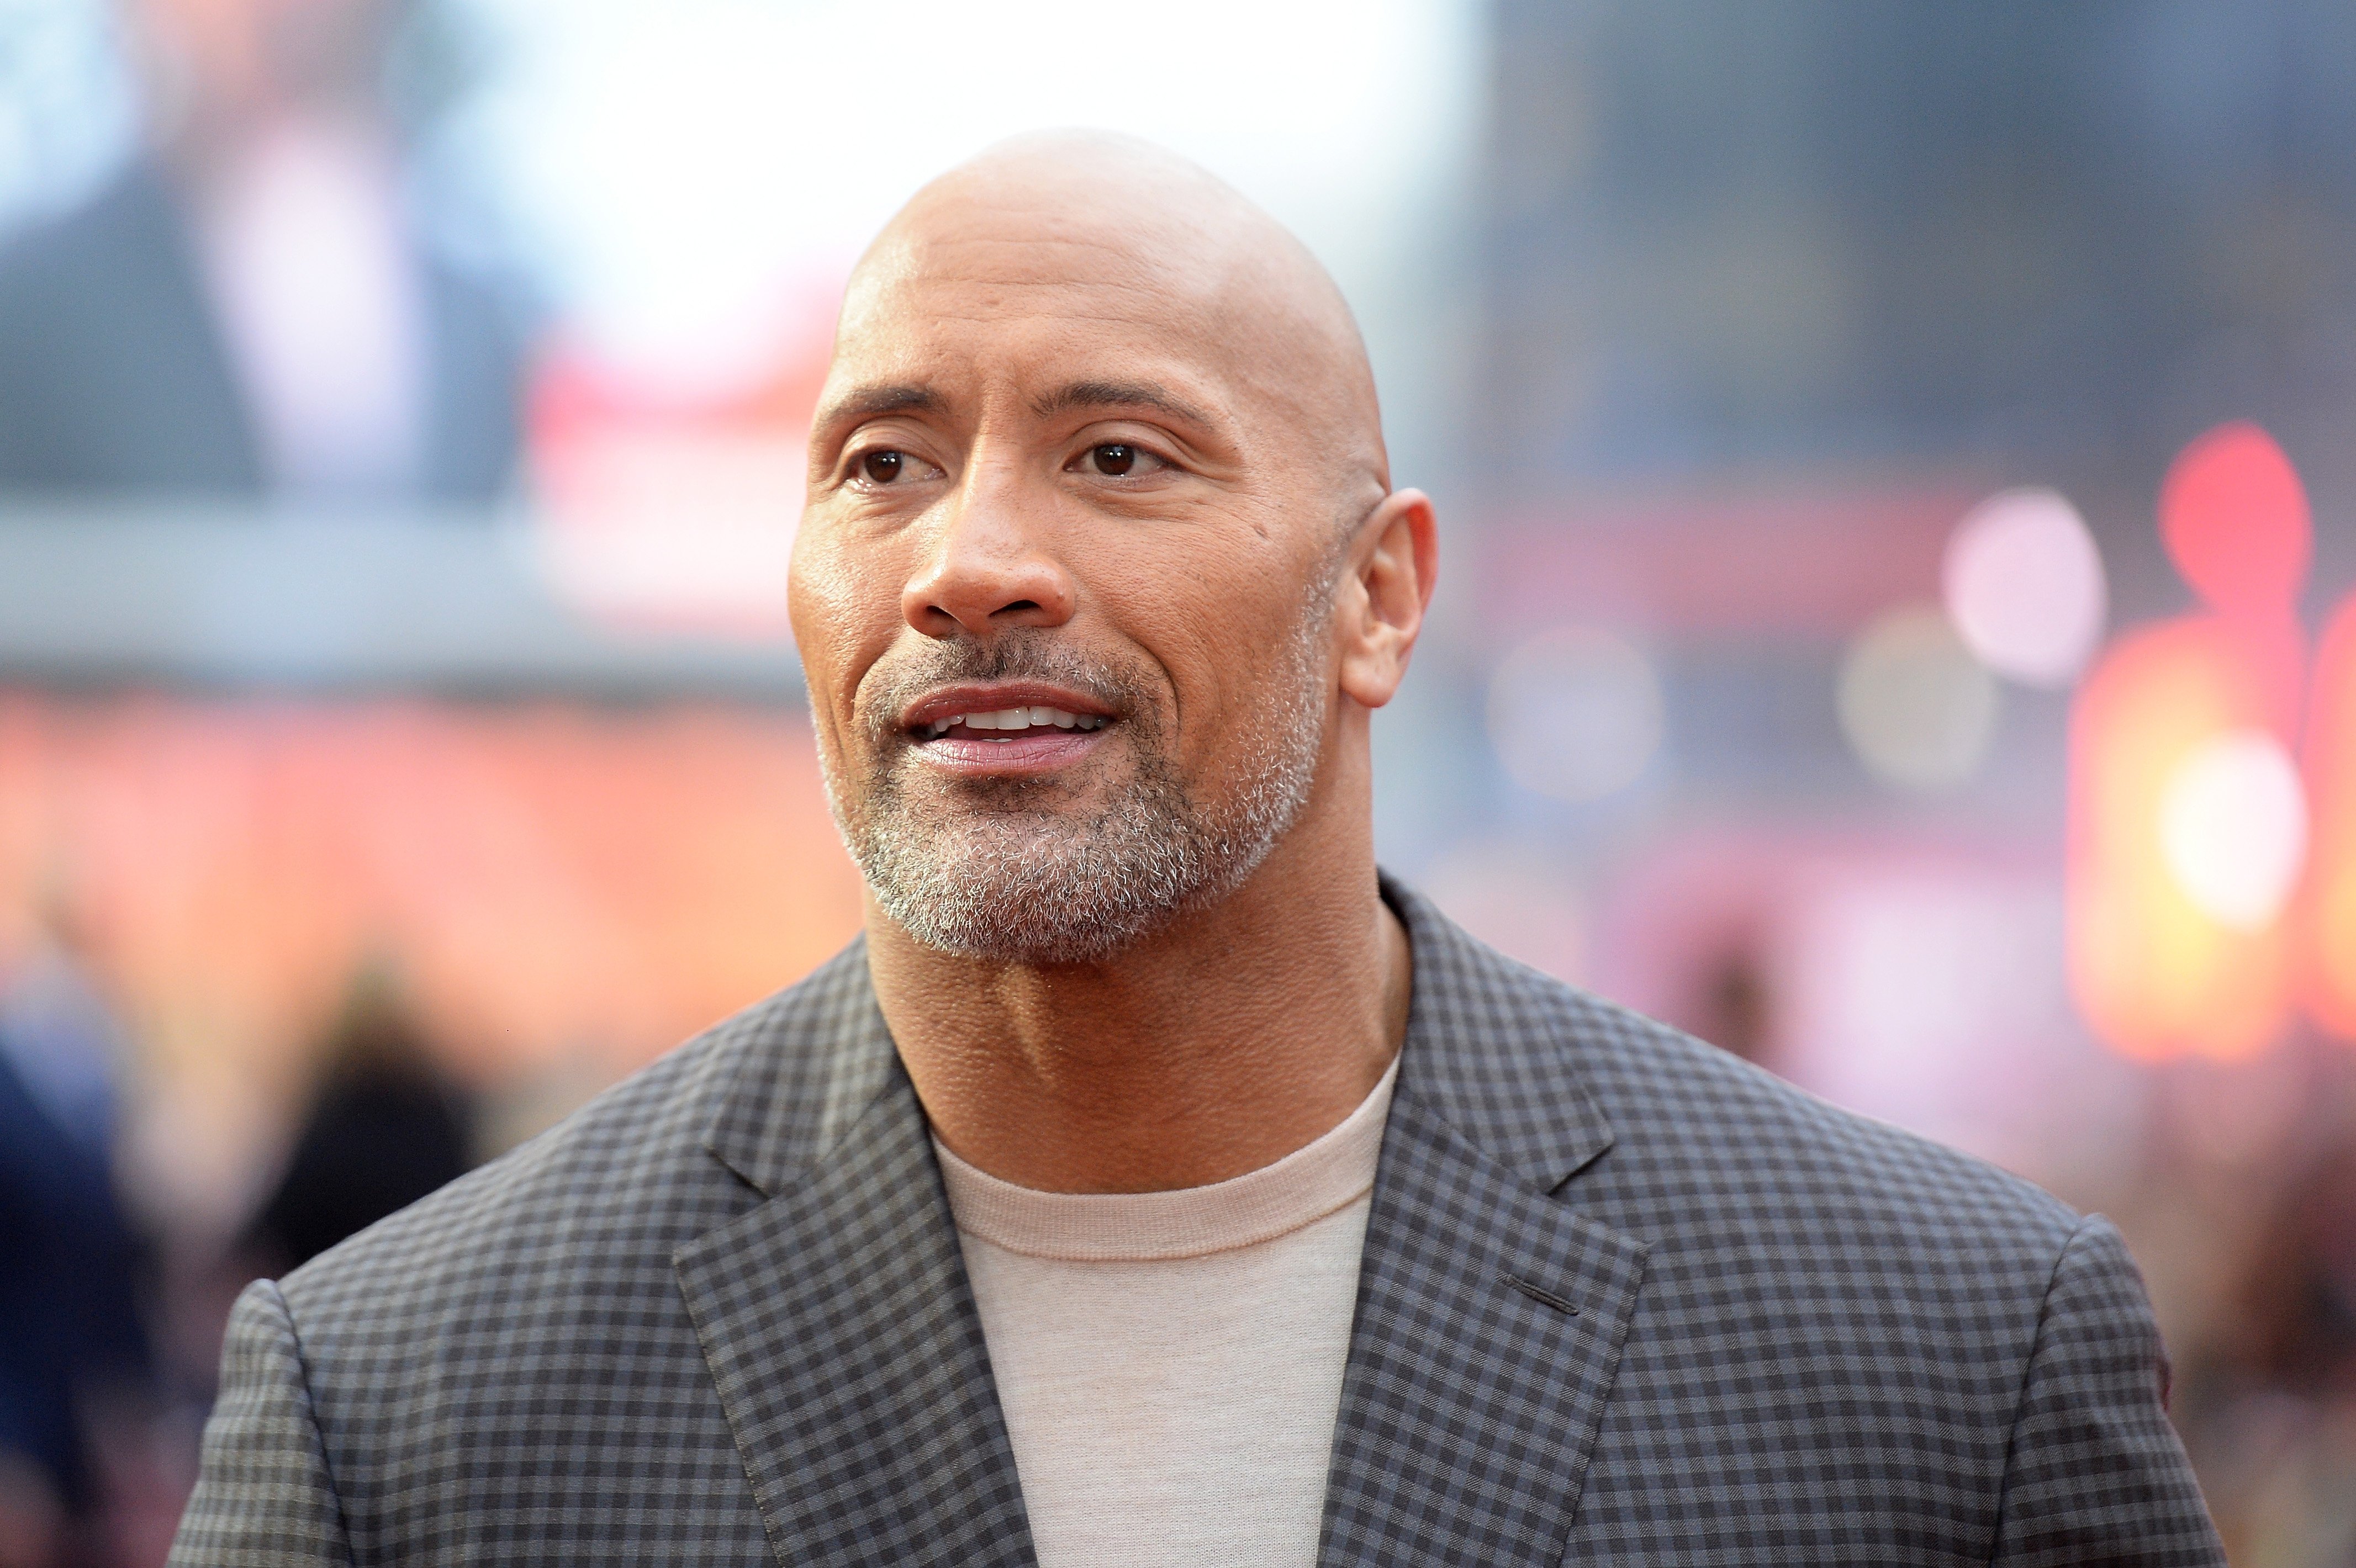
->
[1337, 489, 1438, 710]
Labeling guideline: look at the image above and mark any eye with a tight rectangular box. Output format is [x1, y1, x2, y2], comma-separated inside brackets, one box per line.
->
[1076, 442, 1168, 478]
[860, 449, 908, 484]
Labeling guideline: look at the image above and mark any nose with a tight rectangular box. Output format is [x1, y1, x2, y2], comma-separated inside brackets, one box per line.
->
[901, 470, 1076, 639]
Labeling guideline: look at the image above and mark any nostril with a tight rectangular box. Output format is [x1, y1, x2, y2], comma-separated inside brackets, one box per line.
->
[997, 600, 1040, 616]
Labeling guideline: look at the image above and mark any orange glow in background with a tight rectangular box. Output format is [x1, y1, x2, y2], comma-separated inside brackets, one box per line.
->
[0, 693, 863, 1224]
[2070, 619, 2297, 1060]
[2068, 420, 2356, 1061]
[2302, 594, 2356, 1038]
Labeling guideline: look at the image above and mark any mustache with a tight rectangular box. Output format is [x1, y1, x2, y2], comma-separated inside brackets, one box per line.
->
[859, 631, 1150, 743]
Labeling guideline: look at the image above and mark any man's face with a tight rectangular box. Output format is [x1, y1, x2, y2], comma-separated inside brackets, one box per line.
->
[790, 192, 1351, 963]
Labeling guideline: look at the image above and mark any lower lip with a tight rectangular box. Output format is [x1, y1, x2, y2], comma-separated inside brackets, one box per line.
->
[911, 728, 1109, 775]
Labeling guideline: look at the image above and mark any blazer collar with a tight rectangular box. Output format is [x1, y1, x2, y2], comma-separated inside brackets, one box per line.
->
[696, 935, 900, 1198]
[1379, 874, 1617, 1191]
[1312, 880, 1647, 1565]
[694, 880, 1619, 1199]
[682, 942, 1042, 1564]
[680, 876, 1643, 1568]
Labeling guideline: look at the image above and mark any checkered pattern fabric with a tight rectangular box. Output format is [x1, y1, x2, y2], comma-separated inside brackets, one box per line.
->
[170, 880, 2221, 1566]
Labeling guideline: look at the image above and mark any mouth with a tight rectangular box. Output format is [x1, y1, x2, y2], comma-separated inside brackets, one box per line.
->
[899, 685, 1119, 775]
[915, 705, 1109, 740]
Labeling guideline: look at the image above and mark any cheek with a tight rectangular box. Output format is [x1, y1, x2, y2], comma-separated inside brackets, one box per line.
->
[1092, 530, 1322, 757]
[789, 520, 903, 737]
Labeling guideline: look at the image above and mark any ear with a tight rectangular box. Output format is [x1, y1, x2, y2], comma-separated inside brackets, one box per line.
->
[1337, 488, 1438, 711]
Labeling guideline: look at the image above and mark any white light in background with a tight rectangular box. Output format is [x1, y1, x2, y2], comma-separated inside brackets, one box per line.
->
[0, 0, 137, 235]
[1486, 627, 1666, 802]
[1941, 488, 2106, 688]
[1837, 606, 2000, 791]
[437, 0, 1480, 390]
[1772, 861, 2133, 1183]
[2159, 729, 2309, 930]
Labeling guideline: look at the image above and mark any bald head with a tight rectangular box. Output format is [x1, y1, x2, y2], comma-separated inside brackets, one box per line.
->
[833, 131, 1390, 518]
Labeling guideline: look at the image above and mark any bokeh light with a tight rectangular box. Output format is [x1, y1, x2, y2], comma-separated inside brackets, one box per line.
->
[1941, 487, 2106, 688]
[2069, 619, 2294, 1062]
[2300, 591, 2356, 1040]
[2159, 421, 2310, 619]
[1486, 627, 1666, 802]
[1836, 606, 2000, 791]
[2158, 729, 2309, 933]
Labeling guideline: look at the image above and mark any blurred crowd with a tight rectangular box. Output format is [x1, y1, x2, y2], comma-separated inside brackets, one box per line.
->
[0, 0, 497, 1558]
[1, 912, 472, 1566]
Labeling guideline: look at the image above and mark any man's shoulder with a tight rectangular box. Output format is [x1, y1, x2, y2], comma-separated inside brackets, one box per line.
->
[273, 940, 873, 1328]
[1570, 976, 2079, 1251]
[1402, 893, 2083, 1266]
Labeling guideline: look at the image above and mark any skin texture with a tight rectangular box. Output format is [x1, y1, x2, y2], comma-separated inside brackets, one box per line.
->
[790, 133, 1437, 1192]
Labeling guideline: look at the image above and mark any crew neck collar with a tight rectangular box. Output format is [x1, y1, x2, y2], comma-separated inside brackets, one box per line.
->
[932, 1056, 1400, 1263]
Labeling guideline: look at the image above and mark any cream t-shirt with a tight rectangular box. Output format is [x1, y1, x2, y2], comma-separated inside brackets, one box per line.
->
[932, 1058, 1400, 1568]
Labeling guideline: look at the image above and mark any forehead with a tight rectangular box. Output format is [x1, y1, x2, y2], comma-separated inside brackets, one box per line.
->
[828, 205, 1250, 407]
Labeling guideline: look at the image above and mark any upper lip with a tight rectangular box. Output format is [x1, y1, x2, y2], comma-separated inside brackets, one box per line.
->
[899, 682, 1119, 732]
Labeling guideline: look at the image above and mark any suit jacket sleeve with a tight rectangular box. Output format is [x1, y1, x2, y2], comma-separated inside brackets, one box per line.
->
[169, 1279, 355, 1568]
[1989, 1216, 2222, 1567]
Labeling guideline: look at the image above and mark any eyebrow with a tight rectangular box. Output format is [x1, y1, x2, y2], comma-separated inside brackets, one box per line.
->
[1029, 379, 1216, 428]
[811, 383, 944, 438]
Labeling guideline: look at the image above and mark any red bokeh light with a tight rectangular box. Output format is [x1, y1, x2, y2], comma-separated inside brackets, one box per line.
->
[2159, 421, 2311, 619]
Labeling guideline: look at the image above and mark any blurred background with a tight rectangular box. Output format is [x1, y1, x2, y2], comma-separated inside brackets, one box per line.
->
[0, 0, 2350, 1560]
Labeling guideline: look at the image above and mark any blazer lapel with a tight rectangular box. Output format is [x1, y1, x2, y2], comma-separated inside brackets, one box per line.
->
[673, 944, 1035, 1567]
[1318, 886, 1651, 1565]
[668, 896, 1644, 1567]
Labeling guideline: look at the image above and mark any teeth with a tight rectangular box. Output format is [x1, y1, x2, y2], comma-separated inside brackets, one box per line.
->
[920, 707, 1107, 737]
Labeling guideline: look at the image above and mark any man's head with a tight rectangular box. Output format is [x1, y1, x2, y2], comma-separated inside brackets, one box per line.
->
[791, 132, 1435, 965]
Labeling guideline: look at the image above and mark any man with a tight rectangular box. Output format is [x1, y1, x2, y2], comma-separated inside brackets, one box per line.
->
[171, 134, 2222, 1565]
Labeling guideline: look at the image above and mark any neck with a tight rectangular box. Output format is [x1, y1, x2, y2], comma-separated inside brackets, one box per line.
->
[865, 751, 1411, 1193]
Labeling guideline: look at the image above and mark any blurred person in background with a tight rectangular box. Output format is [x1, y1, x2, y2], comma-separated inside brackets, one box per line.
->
[2193, 1135, 2356, 1562]
[0, 906, 159, 1567]
[241, 971, 473, 1276]
[0, 0, 523, 502]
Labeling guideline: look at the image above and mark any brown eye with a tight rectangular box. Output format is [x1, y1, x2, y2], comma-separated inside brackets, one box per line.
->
[861, 450, 905, 484]
[1090, 443, 1137, 476]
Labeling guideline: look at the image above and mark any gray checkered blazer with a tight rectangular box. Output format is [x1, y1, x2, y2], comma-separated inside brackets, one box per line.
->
[172, 880, 2221, 1565]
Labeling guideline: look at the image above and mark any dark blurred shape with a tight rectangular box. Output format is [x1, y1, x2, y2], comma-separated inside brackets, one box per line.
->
[2238, 1139, 2356, 1399]
[0, 165, 255, 496]
[0, 936, 151, 1564]
[0, 0, 522, 504]
[1695, 947, 1773, 1067]
[246, 976, 472, 1273]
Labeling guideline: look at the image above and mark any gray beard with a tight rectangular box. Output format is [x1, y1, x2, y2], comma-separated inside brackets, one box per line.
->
[819, 607, 1329, 966]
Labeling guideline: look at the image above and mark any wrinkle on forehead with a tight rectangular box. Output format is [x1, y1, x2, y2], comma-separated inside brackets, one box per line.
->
[836, 131, 1390, 507]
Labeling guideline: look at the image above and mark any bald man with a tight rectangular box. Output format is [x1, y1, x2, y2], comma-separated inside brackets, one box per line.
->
[171, 136, 2221, 1567]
